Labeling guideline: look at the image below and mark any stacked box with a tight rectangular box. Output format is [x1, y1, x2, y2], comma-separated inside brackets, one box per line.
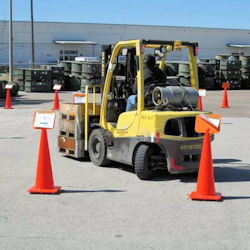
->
[39, 65, 65, 90]
[239, 56, 250, 89]
[14, 68, 25, 91]
[58, 103, 101, 158]
[216, 55, 242, 89]
[24, 69, 52, 92]
[50, 66, 65, 90]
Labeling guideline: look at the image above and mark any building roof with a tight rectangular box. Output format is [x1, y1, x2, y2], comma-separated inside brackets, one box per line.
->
[227, 44, 250, 48]
[53, 40, 98, 45]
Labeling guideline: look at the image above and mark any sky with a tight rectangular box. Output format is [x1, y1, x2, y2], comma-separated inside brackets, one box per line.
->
[0, 0, 250, 29]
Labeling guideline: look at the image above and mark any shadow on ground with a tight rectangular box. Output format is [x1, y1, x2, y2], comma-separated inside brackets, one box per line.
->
[0, 95, 52, 107]
[61, 189, 126, 194]
[0, 136, 25, 140]
[65, 156, 250, 183]
[213, 158, 242, 164]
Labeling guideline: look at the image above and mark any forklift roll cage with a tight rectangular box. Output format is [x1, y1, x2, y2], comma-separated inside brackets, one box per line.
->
[100, 39, 199, 130]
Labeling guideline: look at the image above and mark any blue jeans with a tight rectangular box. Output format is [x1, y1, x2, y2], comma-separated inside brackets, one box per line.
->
[126, 95, 137, 111]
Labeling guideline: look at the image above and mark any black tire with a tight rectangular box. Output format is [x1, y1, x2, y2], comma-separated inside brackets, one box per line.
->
[88, 129, 111, 166]
[134, 144, 155, 180]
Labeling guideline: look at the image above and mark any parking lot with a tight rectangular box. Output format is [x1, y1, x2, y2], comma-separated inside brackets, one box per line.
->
[1, 90, 250, 250]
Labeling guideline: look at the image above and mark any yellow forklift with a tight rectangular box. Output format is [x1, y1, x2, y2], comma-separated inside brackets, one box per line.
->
[82, 39, 205, 179]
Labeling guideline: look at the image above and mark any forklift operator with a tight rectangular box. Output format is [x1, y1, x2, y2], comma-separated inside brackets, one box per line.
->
[126, 54, 166, 111]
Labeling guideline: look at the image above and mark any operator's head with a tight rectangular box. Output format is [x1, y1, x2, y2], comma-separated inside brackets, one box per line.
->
[144, 54, 156, 67]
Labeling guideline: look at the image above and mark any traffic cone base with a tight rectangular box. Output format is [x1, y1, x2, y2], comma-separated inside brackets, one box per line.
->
[28, 185, 61, 194]
[4, 107, 13, 109]
[189, 191, 221, 201]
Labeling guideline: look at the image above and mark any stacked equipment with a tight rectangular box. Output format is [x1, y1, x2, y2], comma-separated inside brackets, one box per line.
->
[239, 56, 250, 89]
[50, 66, 65, 90]
[58, 61, 71, 90]
[40, 65, 65, 90]
[24, 69, 52, 92]
[70, 62, 82, 91]
[14, 68, 25, 91]
[216, 55, 241, 89]
[198, 59, 220, 90]
[178, 62, 190, 86]
[81, 61, 101, 92]
[59, 60, 102, 92]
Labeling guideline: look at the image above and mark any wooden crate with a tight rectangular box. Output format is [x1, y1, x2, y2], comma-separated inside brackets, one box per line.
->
[59, 119, 84, 140]
[60, 103, 101, 122]
[58, 135, 85, 158]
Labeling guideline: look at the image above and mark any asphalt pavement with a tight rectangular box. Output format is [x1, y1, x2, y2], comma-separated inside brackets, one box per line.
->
[0, 90, 250, 250]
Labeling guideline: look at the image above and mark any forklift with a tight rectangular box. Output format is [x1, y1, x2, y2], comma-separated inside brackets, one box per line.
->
[82, 39, 205, 180]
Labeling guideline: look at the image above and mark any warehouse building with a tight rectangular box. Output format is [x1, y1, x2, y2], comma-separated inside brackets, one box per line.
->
[0, 20, 250, 67]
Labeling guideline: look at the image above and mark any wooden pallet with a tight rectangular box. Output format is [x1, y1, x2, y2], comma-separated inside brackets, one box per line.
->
[58, 135, 85, 158]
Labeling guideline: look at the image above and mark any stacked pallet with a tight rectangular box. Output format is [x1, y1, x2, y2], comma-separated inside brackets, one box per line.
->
[58, 102, 101, 158]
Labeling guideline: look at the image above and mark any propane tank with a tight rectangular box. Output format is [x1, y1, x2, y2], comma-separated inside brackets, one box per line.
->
[152, 86, 199, 108]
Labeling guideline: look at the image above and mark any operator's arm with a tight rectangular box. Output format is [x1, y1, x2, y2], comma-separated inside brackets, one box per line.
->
[132, 77, 137, 94]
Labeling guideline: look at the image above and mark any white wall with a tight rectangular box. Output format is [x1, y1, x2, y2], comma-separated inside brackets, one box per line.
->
[1, 20, 250, 66]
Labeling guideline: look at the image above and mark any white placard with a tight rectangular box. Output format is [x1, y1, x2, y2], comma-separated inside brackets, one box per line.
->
[34, 112, 56, 129]
[74, 96, 86, 103]
[200, 113, 220, 128]
[53, 84, 62, 90]
[199, 89, 206, 97]
[5, 84, 13, 89]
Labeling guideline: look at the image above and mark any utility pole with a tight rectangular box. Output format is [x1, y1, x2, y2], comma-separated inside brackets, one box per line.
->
[9, 0, 13, 82]
[31, 0, 35, 68]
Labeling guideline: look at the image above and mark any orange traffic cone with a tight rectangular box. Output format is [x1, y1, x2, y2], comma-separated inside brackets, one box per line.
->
[52, 89, 59, 110]
[4, 89, 13, 109]
[198, 96, 203, 111]
[189, 129, 221, 201]
[221, 88, 229, 108]
[28, 128, 61, 194]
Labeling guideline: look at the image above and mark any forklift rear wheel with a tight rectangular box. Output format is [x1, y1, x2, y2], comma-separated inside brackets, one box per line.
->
[134, 144, 155, 180]
[88, 129, 111, 166]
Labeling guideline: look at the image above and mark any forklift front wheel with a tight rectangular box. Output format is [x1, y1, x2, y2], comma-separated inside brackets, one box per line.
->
[134, 144, 155, 180]
[88, 129, 111, 166]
